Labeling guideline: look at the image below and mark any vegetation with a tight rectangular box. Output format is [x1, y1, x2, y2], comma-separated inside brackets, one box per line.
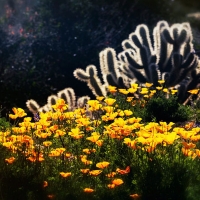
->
[0, 1, 200, 199]
[0, 83, 200, 199]
[0, 0, 200, 116]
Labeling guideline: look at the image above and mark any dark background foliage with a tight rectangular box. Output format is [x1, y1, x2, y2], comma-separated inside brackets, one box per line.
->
[0, 0, 200, 116]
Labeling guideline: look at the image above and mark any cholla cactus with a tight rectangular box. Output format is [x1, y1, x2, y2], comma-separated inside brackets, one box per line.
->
[26, 87, 90, 113]
[73, 48, 130, 97]
[74, 20, 200, 102]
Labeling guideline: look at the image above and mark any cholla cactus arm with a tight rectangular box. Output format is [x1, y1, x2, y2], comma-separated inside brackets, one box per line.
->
[74, 65, 106, 97]
[148, 63, 160, 85]
[182, 23, 193, 58]
[121, 39, 136, 50]
[47, 95, 58, 111]
[162, 23, 190, 54]
[186, 70, 200, 91]
[137, 24, 154, 55]
[77, 96, 90, 108]
[154, 21, 172, 72]
[38, 105, 51, 113]
[128, 67, 147, 83]
[100, 48, 120, 85]
[73, 68, 90, 81]
[57, 88, 76, 110]
[118, 50, 143, 69]
[26, 99, 40, 113]
[99, 47, 128, 88]
[166, 53, 198, 87]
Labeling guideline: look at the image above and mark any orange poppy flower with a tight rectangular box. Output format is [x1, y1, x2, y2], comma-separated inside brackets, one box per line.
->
[83, 188, 94, 193]
[89, 170, 102, 176]
[80, 169, 90, 174]
[108, 184, 116, 189]
[96, 161, 110, 169]
[130, 193, 141, 199]
[112, 178, 124, 186]
[116, 166, 130, 174]
[5, 157, 15, 164]
[43, 181, 48, 188]
[60, 172, 71, 178]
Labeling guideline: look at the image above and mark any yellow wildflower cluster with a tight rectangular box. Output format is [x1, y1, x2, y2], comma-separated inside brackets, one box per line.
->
[1, 83, 200, 198]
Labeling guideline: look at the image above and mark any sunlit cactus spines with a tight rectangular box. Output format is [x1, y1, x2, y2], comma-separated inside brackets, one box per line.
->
[74, 65, 107, 97]
[75, 20, 200, 102]
[99, 48, 120, 86]
[26, 88, 90, 113]
[119, 21, 199, 90]
[99, 47, 127, 88]
[47, 95, 58, 110]
[57, 88, 76, 111]
[76, 96, 90, 108]
[26, 99, 40, 114]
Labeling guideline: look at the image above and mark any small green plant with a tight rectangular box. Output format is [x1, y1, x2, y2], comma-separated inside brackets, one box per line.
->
[143, 92, 193, 123]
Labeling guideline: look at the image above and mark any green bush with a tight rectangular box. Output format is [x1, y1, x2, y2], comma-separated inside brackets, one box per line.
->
[142, 92, 193, 123]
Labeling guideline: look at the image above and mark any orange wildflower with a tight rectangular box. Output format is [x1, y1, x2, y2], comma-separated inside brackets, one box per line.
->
[5, 157, 15, 164]
[89, 170, 102, 176]
[43, 181, 48, 188]
[112, 178, 124, 186]
[80, 169, 90, 174]
[60, 172, 71, 178]
[106, 172, 116, 178]
[83, 188, 94, 193]
[96, 161, 110, 169]
[130, 193, 141, 199]
[108, 184, 116, 189]
[116, 166, 130, 175]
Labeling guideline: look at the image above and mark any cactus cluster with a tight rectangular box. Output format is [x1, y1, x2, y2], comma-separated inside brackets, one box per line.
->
[74, 21, 200, 102]
[26, 88, 90, 113]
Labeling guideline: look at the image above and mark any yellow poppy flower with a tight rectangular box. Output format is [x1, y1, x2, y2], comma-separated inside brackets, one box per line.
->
[188, 89, 199, 95]
[124, 110, 133, 116]
[9, 107, 27, 119]
[96, 96, 104, 101]
[163, 88, 169, 93]
[156, 86, 162, 90]
[43, 141, 52, 147]
[145, 82, 153, 87]
[158, 80, 165, 84]
[128, 88, 137, 93]
[104, 98, 116, 106]
[52, 99, 68, 112]
[118, 89, 129, 95]
[107, 85, 117, 93]
[86, 135, 100, 143]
